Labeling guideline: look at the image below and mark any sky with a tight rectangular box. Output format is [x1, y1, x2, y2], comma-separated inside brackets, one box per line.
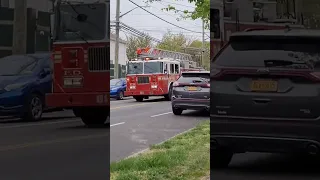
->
[110, 0, 210, 43]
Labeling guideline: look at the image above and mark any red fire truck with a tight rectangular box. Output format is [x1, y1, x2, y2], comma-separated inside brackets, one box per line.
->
[124, 48, 194, 102]
[46, 0, 110, 126]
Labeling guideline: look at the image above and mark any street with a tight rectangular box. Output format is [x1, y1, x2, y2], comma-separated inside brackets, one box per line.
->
[0, 111, 109, 180]
[110, 97, 208, 162]
[212, 153, 320, 180]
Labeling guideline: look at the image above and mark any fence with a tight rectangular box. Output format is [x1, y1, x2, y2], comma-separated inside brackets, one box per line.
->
[0, 7, 51, 58]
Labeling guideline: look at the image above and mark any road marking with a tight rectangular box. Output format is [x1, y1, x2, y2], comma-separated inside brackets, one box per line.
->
[111, 102, 159, 110]
[0, 133, 109, 152]
[150, 112, 172, 118]
[0, 119, 79, 129]
[110, 122, 125, 127]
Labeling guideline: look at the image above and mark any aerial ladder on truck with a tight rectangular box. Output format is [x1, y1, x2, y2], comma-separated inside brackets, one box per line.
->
[46, 0, 110, 127]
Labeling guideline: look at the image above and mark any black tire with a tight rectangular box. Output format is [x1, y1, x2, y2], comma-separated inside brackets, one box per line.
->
[22, 93, 44, 122]
[117, 91, 124, 100]
[165, 84, 173, 101]
[80, 107, 108, 127]
[211, 149, 233, 168]
[172, 106, 183, 115]
[134, 96, 143, 102]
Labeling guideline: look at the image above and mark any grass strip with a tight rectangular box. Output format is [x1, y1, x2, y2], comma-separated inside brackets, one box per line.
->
[110, 120, 210, 180]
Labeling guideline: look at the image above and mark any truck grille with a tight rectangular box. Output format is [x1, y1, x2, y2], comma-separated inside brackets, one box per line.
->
[137, 76, 149, 84]
[88, 47, 110, 71]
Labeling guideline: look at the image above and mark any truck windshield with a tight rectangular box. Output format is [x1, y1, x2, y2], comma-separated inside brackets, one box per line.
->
[127, 62, 163, 74]
[56, 3, 107, 41]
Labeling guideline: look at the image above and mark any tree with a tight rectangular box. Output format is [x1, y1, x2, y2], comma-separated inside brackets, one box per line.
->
[126, 36, 152, 60]
[156, 32, 210, 70]
[156, 32, 194, 52]
[147, 0, 210, 28]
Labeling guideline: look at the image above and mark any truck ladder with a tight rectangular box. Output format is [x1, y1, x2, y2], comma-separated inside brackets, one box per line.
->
[137, 47, 193, 61]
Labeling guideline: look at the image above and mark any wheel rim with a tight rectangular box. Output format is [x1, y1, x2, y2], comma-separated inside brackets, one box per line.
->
[31, 97, 42, 119]
[120, 92, 123, 99]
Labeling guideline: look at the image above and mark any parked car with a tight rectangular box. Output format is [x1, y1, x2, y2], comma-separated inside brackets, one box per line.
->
[0, 53, 57, 121]
[110, 78, 127, 100]
[210, 29, 320, 168]
[171, 71, 210, 115]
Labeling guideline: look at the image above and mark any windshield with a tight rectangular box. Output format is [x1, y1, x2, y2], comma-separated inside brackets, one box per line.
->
[127, 62, 163, 74]
[213, 37, 320, 69]
[110, 79, 121, 86]
[56, 3, 107, 41]
[0, 55, 38, 76]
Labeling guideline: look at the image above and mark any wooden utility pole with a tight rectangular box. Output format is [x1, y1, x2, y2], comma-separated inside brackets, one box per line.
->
[12, 0, 27, 54]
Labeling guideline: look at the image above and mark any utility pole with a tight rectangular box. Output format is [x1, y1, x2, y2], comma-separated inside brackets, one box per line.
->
[201, 19, 205, 68]
[12, 0, 27, 54]
[114, 0, 120, 79]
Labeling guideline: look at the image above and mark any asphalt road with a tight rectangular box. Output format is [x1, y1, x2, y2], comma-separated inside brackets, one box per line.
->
[211, 152, 320, 180]
[110, 96, 208, 162]
[0, 111, 109, 180]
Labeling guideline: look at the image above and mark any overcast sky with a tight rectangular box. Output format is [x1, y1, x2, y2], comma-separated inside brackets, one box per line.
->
[110, 0, 209, 42]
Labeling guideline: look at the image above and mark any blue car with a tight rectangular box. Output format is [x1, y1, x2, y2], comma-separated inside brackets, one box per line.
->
[0, 53, 55, 121]
[110, 78, 127, 100]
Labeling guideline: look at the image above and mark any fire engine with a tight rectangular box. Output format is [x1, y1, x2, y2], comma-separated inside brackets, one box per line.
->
[124, 47, 196, 102]
[46, 0, 110, 126]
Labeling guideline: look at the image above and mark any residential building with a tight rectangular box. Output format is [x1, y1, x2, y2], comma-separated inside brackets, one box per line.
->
[110, 33, 128, 78]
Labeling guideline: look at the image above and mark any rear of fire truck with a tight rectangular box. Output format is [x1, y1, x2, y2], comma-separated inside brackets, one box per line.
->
[46, 0, 110, 126]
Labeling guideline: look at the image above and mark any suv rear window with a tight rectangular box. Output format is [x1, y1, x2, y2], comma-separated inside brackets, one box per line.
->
[213, 36, 320, 69]
[178, 73, 210, 83]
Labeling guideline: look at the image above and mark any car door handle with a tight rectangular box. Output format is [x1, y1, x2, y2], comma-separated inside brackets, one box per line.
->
[253, 98, 271, 104]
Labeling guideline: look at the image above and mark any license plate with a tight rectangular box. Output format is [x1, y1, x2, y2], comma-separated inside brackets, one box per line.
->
[187, 86, 198, 91]
[250, 80, 278, 92]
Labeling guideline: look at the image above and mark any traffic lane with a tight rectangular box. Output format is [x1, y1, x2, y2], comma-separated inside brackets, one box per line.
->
[110, 99, 208, 162]
[211, 153, 320, 180]
[0, 111, 109, 149]
[0, 128, 109, 180]
[110, 98, 170, 124]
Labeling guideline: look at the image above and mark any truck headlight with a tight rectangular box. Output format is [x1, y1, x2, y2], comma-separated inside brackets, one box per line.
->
[151, 84, 157, 89]
[64, 77, 83, 86]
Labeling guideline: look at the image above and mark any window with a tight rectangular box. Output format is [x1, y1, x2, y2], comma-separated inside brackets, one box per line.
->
[170, 64, 175, 74]
[213, 36, 320, 69]
[174, 64, 179, 74]
[178, 73, 210, 83]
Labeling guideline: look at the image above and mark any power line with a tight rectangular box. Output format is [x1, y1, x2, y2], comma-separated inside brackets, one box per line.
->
[127, 0, 202, 34]
[160, 0, 196, 8]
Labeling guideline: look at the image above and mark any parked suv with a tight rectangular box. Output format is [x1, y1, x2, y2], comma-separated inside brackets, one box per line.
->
[210, 29, 320, 168]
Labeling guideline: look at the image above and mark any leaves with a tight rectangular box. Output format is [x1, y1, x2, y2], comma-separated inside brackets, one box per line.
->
[146, 0, 210, 29]
[126, 36, 152, 60]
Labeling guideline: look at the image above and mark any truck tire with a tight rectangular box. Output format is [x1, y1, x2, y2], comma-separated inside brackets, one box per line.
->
[165, 84, 173, 101]
[211, 149, 233, 168]
[22, 93, 44, 122]
[80, 107, 109, 127]
[133, 96, 143, 102]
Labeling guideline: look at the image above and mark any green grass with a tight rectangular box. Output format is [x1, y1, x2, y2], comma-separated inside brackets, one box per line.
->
[110, 120, 210, 180]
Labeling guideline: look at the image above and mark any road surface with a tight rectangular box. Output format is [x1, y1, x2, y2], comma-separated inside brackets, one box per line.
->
[0, 111, 109, 180]
[110, 97, 208, 162]
[211, 152, 320, 180]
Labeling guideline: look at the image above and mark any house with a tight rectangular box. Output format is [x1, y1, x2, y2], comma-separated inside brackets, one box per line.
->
[110, 33, 128, 78]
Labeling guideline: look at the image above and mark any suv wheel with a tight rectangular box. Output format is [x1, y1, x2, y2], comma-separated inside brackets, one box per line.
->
[172, 106, 183, 115]
[23, 93, 44, 121]
[117, 91, 124, 100]
[211, 149, 233, 168]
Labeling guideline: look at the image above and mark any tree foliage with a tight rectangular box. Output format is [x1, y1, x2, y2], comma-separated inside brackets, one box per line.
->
[126, 36, 152, 60]
[146, 0, 210, 28]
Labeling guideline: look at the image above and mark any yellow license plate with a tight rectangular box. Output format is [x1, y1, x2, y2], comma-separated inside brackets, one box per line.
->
[250, 80, 278, 92]
[187, 86, 198, 91]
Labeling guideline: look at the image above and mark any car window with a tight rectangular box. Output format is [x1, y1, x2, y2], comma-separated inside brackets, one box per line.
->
[213, 36, 320, 69]
[0, 55, 38, 76]
[110, 79, 121, 86]
[178, 73, 210, 83]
